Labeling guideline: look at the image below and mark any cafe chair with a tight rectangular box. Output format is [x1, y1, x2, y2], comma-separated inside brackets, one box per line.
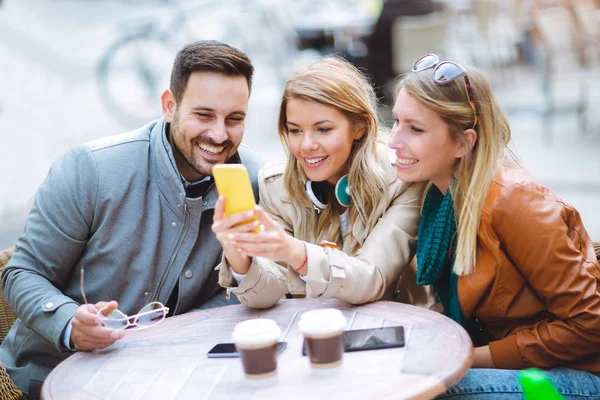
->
[571, 0, 599, 42]
[391, 10, 450, 75]
[594, 241, 600, 261]
[0, 247, 17, 343]
[531, 4, 594, 143]
[0, 248, 22, 400]
[0, 363, 22, 400]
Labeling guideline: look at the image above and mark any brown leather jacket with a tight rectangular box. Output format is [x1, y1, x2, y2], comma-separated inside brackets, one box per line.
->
[458, 159, 600, 372]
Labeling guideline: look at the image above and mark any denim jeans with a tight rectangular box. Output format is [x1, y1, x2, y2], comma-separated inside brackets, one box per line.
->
[437, 368, 600, 399]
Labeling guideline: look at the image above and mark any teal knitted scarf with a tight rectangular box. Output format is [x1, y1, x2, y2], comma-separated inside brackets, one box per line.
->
[416, 185, 464, 326]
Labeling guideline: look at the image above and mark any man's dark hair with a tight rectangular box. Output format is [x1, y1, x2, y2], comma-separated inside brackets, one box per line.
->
[170, 40, 254, 103]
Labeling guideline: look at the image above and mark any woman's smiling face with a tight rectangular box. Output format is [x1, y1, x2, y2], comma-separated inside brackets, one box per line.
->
[388, 87, 464, 193]
[285, 99, 363, 185]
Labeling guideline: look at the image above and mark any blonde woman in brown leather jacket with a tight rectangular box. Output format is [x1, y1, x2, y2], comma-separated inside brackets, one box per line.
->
[388, 53, 600, 398]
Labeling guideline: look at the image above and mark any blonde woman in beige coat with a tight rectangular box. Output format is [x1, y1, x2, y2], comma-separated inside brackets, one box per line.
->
[211, 57, 427, 309]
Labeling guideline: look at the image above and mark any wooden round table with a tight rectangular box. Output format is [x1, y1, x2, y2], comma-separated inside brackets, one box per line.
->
[42, 299, 473, 400]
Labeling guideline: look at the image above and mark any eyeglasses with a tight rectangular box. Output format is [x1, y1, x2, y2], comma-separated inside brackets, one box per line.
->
[412, 53, 478, 130]
[80, 265, 169, 330]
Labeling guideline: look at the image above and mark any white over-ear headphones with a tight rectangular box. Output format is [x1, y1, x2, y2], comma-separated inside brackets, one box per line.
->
[305, 175, 351, 212]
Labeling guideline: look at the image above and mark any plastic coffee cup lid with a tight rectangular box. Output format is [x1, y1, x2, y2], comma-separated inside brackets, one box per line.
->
[298, 308, 347, 336]
[232, 318, 281, 345]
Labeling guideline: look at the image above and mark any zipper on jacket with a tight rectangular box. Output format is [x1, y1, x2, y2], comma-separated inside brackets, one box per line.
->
[152, 203, 190, 303]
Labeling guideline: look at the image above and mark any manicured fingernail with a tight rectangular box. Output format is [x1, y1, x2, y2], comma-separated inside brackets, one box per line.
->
[253, 220, 260, 227]
[230, 240, 236, 245]
[227, 234, 234, 240]
[259, 224, 265, 232]
[237, 248, 242, 253]
[246, 211, 254, 217]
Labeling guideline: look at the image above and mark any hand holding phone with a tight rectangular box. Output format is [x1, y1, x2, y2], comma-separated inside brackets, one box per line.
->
[212, 164, 302, 267]
[211, 164, 260, 274]
[213, 164, 258, 229]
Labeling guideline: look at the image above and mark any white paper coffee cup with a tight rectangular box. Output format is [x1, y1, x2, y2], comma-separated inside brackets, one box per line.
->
[298, 309, 347, 368]
[232, 318, 281, 379]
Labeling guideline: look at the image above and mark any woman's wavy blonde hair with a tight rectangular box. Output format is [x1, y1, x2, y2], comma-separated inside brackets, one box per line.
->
[398, 65, 514, 275]
[277, 57, 388, 254]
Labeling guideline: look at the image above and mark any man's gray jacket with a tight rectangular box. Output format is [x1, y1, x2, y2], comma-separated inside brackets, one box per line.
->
[0, 118, 261, 396]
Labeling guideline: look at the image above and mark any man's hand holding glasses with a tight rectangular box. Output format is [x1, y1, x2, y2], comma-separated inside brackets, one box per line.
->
[71, 300, 124, 351]
[71, 265, 169, 351]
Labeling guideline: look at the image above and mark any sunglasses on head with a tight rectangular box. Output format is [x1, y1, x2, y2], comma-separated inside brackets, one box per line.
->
[412, 53, 478, 130]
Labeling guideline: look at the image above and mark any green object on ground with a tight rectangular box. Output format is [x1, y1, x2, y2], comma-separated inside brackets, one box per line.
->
[519, 369, 564, 400]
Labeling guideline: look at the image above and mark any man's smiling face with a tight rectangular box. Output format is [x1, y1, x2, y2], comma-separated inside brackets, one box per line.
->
[164, 71, 249, 182]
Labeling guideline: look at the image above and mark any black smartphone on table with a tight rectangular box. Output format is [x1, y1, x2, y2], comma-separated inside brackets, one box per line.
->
[207, 342, 288, 358]
[302, 326, 405, 356]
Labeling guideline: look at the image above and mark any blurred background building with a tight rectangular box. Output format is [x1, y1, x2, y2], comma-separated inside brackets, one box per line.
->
[1, 0, 599, 249]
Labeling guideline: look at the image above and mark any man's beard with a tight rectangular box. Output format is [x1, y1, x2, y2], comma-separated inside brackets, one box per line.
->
[170, 113, 234, 178]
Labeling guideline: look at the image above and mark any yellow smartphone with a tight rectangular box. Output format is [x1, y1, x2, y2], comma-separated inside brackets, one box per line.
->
[212, 164, 259, 229]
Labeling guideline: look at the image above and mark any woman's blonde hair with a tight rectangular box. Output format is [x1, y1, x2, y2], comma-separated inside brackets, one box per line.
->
[277, 57, 387, 254]
[397, 65, 513, 275]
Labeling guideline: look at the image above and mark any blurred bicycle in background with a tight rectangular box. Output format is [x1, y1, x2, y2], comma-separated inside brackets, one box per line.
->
[97, 0, 303, 126]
